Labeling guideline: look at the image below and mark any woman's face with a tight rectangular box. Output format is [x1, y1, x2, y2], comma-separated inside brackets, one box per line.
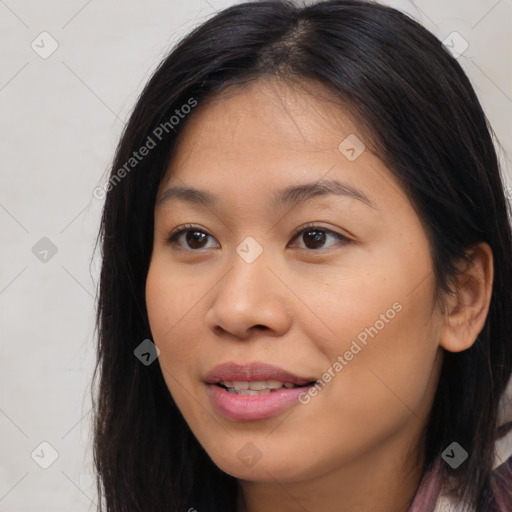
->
[145, 78, 445, 486]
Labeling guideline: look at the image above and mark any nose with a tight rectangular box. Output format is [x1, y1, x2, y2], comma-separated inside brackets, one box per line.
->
[204, 246, 293, 340]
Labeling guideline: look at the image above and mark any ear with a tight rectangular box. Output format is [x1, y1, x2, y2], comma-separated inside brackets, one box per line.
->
[439, 242, 494, 353]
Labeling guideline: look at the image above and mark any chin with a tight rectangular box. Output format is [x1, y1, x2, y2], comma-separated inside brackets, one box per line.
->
[207, 449, 310, 483]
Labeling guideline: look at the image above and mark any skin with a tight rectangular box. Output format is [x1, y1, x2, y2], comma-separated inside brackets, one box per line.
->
[145, 78, 493, 512]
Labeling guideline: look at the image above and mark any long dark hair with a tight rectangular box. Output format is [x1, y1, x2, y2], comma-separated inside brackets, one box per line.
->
[91, 1, 512, 510]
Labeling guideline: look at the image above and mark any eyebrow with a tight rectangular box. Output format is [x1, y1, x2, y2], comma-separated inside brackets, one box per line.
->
[156, 178, 375, 210]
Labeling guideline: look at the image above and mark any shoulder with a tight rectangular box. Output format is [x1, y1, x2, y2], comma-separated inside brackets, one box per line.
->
[434, 374, 512, 512]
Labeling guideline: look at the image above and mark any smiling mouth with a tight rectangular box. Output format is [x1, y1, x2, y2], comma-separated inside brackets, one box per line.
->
[216, 380, 316, 395]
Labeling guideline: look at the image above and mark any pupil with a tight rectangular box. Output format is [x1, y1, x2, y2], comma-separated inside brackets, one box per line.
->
[186, 230, 207, 249]
[304, 229, 325, 249]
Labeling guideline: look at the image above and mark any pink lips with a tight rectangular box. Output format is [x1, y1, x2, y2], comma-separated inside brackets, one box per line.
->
[204, 362, 316, 421]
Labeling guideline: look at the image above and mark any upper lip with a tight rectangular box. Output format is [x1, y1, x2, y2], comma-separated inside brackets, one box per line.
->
[204, 362, 316, 386]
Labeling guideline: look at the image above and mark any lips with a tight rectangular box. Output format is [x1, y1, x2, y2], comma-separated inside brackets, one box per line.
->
[204, 361, 316, 387]
[204, 362, 318, 420]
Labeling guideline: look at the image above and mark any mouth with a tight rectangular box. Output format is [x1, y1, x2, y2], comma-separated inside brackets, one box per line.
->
[204, 361, 318, 420]
[204, 361, 317, 387]
[214, 380, 316, 395]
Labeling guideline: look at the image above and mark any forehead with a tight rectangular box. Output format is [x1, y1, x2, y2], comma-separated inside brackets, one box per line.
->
[172, 78, 364, 154]
[156, 78, 406, 215]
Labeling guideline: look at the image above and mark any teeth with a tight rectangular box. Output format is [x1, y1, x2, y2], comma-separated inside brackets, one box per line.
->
[232, 381, 249, 390]
[247, 380, 282, 390]
[225, 388, 277, 395]
[266, 380, 285, 389]
[218, 380, 299, 393]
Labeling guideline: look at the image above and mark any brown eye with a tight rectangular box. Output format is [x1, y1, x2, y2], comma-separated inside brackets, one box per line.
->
[167, 224, 219, 250]
[302, 228, 327, 249]
[167, 223, 350, 252]
[184, 230, 209, 249]
[290, 225, 349, 251]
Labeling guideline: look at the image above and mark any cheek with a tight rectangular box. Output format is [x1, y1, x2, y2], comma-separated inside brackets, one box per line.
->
[145, 260, 205, 383]
[322, 297, 439, 411]
[290, 243, 440, 433]
[319, 296, 438, 444]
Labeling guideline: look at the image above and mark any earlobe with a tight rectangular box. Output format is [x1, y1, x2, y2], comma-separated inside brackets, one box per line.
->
[439, 242, 494, 353]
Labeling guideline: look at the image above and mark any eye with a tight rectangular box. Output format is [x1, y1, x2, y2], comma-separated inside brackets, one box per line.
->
[167, 224, 219, 250]
[167, 223, 350, 252]
[288, 223, 350, 251]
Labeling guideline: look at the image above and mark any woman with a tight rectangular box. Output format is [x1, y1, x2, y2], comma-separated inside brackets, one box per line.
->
[92, 1, 512, 511]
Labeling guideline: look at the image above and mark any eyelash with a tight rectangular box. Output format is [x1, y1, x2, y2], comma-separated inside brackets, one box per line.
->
[166, 223, 350, 251]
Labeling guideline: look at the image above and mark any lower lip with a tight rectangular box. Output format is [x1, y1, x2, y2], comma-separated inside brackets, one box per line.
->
[205, 383, 313, 421]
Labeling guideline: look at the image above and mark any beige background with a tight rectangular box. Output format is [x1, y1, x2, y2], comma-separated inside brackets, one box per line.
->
[0, 0, 510, 510]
